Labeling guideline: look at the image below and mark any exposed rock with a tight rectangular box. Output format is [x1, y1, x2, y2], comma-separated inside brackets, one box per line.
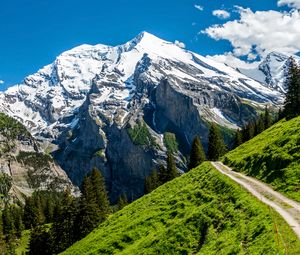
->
[0, 32, 285, 201]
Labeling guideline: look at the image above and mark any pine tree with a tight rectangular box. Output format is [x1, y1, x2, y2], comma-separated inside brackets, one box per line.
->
[207, 124, 226, 161]
[166, 152, 178, 181]
[50, 189, 77, 254]
[255, 114, 265, 135]
[23, 197, 40, 229]
[283, 57, 300, 118]
[44, 197, 55, 223]
[188, 136, 206, 170]
[242, 122, 255, 142]
[264, 106, 272, 129]
[2, 205, 15, 239]
[117, 193, 128, 210]
[28, 225, 52, 255]
[234, 129, 243, 148]
[90, 168, 110, 219]
[11, 205, 24, 238]
[75, 175, 103, 241]
[81, 176, 94, 202]
[278, 108, 284, 121]
[75, 197, 101, 240]
[145, 170, 159, 193]
[158, 164, 168, 184]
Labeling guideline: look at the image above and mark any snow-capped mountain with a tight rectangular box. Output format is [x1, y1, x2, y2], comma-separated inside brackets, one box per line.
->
[0, 32, 282, 136]
[0, 32, 284, 201]
[239, 52, 300, 93]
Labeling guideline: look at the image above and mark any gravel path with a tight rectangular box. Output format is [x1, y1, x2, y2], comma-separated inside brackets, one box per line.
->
[211, 161, 300, 240]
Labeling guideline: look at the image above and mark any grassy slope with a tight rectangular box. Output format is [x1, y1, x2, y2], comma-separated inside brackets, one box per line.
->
[62, 163, 300, 255]
[224, 116, 300, 202]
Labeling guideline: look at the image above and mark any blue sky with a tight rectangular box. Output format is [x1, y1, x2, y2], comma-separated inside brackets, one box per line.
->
[0, 0, 297, 90]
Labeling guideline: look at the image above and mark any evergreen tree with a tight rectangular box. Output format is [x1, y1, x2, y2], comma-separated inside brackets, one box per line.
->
[10, 205, 24, 238]
[44, 197, 55, 223]
[242, 122, 255, 142]
[264, 106, 272, 129]
[145, 170, 159, 194]
[50, 189, 77, 254]
[28, 225, 52, 255]
[207, 124, 226, 161]
[283, 58, 300, 118]
[278, 108, 284, 121]
[234, 129, 243, 148]
[117, 193, 128, 210]
[158, 164, 168, 184]
[75, 197, 101, 241]
[166, 152, 178, 181]
[188, 136, 206, 170]
[23, 197, 40, 229]
[81, 176, 94, 202]
[90, 168, 110, 219]
[0, 173, 12, 203]
[75, 176, 103, 241]
[2, 205, 15, 239]
[255, 114, 265, 135]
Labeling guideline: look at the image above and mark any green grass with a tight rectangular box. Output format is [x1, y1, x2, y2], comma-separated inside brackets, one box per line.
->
[223, 116, 300, 202]
[61, 162, 300, 255]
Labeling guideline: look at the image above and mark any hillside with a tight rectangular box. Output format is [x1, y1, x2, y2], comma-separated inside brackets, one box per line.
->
[0, 112, 74, 201]
[61, 162, 300, 255]
[224, 116, 300, 202]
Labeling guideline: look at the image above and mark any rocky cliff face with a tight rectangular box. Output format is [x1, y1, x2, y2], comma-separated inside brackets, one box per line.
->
[0, 32, 284, 201]
[0, 113, 75, 202]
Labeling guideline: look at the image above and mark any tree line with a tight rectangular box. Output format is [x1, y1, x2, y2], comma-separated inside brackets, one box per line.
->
[145, 123, 227, 193]
[234, 57, 300, 148]
[233, 106, 273, 148]
[0, 168, 122, 254]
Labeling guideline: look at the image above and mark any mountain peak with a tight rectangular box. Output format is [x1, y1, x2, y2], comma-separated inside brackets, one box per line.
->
[123, 31, 169, 52]
[133, 31, 165, 43]
[263, 51, 290, 64]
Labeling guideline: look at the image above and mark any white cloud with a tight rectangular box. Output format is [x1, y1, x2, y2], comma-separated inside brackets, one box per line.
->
[212, 10, 231, 19]
[0, 80, 4, 84]
[174, 40, 186, 48]
[202, 7, 300, 58]
[194, 5, 204, 11]
[278, 0, 300, 9]
[206, 52, 260, 69]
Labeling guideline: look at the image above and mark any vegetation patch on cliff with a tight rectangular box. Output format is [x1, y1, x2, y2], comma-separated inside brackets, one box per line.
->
[163, 132, 178, 153]
[127, 122, 157, 148]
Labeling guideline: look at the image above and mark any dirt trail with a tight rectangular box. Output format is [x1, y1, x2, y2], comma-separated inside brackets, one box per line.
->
[211, 161, 300, 240]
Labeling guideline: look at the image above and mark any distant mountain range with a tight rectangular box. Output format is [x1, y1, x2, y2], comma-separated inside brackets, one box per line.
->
[238, 51, 300, 93]
[0, 32, 295, 201]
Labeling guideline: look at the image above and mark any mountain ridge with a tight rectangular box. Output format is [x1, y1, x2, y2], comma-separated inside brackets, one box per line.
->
[238, 51, 300, 93]
[0, 32, 285, 201]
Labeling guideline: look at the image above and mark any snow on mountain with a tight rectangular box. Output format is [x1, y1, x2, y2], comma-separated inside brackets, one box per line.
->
[0, 32, 283, 137]
[239, 52, 300, 93]
[0, 32, 286, 200]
